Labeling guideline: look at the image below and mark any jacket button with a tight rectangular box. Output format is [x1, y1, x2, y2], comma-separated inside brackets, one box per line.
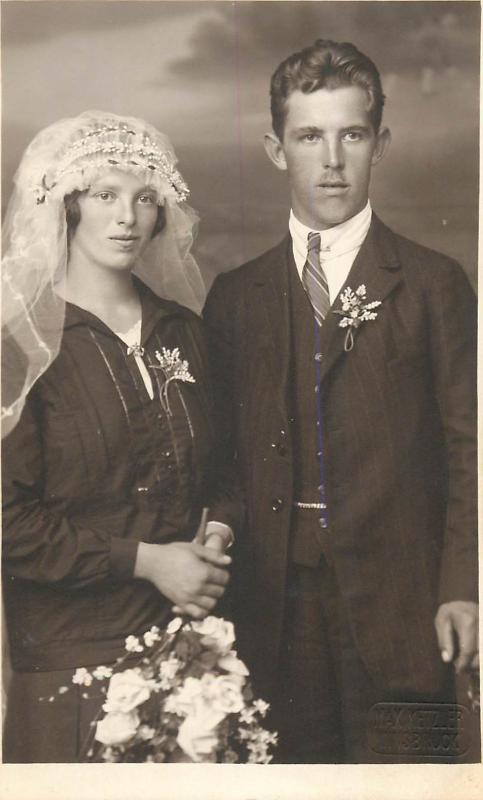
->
[272, 498, 284, 512]
[314, 352, 324, 362]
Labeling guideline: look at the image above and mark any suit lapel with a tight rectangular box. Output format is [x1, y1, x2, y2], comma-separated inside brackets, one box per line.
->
[317, 215, 403, 384]
[246, 217, 403, 399]
[249, 236, 292, 418]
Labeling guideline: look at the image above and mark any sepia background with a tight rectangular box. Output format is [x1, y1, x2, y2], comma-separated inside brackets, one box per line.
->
[1, 0, 480, 290]
[1, 0, 481, 777]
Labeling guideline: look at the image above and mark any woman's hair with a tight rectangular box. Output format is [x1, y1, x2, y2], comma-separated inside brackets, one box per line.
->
[64, 190, 82, 238]
[270, 39, 385, 139]
[64, 190, 166, 240]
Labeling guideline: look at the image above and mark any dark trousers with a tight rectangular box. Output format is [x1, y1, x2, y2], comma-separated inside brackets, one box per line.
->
[271, 556, 456, 764]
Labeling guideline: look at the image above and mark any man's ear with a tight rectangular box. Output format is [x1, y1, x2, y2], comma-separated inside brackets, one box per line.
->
[264, 132, 288, 171]
[372, 126, 391, 166]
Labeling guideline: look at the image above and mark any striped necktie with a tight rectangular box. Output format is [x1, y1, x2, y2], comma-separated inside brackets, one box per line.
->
[302, 231, 330, 326]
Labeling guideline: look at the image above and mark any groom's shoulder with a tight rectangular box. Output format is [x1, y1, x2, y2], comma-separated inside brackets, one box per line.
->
[212, 235, 290, 292]
[374, 215, 464, 272]
[372, 214, 475, 296]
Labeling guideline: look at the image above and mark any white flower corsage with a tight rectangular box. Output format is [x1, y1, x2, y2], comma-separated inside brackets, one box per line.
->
[332, 284, 382, 351]
[150, 346, 195, 414]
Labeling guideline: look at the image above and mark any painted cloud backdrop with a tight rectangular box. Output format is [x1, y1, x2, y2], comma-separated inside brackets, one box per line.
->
[2, 1, 479, 285]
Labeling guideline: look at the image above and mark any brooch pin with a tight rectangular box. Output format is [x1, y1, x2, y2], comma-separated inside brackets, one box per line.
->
[150, 347, 195, 414]
[127, 344, 145, 358]
[332, 284, 381, 351]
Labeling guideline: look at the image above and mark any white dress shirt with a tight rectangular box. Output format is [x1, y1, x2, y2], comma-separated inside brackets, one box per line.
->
[289, 202, 372, 305]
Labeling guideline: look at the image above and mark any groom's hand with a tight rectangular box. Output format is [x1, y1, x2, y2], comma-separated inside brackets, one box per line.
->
[435, 601, 479, 674]
[202, 521, 234, 554]
[134, 541, 231, 618]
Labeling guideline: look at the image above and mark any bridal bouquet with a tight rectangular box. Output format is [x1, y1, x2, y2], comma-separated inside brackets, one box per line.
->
[71, 616, 277, 763]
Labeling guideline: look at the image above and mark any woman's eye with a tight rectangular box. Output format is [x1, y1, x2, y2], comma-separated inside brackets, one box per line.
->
[95, 191, 114, 201]
[138, 194, 155, 205]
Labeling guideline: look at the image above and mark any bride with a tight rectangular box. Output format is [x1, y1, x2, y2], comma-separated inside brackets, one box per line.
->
[1, 111, 241, 762]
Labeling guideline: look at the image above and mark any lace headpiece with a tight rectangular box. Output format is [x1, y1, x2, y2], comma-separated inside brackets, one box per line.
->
[32, 119, 190, 205]
[2, 111, 206, 437]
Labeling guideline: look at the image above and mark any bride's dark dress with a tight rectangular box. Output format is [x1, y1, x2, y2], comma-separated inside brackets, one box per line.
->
[3, 282, 239, 762]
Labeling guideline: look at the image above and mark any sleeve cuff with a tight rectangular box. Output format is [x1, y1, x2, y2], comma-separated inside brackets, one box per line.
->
[110, 537, 139, 580]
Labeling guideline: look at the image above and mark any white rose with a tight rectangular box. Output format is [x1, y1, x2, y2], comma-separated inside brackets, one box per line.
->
[95, 710, 139, 746]
[217, 651, 249, 677]
[191, 617, 235, 654]
[176, 706, 224, 762]
[164, 676, 203, 717]
[103, 669, 151, 714]
[201, 673, 245, 715]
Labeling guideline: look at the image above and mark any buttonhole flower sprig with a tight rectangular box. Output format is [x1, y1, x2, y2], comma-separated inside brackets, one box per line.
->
[150, 346, 195, 414]
[332, 284, 382, 351]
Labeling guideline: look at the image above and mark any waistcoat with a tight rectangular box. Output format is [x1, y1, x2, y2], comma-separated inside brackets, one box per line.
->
[288, 258, 330, 567]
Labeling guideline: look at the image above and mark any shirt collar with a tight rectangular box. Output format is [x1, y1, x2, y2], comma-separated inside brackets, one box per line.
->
[289, 201, 372, 262]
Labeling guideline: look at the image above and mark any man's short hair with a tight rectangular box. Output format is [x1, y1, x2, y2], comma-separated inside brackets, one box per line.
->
[270, 39, 385, 139]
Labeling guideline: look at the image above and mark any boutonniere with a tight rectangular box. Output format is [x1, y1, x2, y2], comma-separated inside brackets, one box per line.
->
[332, 285, 382, 352]
[150, 347, 196, 414]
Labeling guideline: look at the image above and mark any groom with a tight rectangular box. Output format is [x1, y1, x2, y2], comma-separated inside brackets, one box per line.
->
[204, 39, 478, 762]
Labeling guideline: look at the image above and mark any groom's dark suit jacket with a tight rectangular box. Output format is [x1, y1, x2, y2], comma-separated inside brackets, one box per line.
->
[204, 215, 477, 697]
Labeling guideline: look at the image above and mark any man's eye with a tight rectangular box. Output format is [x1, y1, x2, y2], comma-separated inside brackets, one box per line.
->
[343, 132, 363, 142]
[302, 134, 320, 142]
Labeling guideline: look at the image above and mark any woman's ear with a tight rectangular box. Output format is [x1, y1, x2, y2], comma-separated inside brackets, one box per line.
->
[264, 133, 288, 172]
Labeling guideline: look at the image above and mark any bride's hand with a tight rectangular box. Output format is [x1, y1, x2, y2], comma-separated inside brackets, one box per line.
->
[134, 541, 231, 619]
[171, 523, 235, 618]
